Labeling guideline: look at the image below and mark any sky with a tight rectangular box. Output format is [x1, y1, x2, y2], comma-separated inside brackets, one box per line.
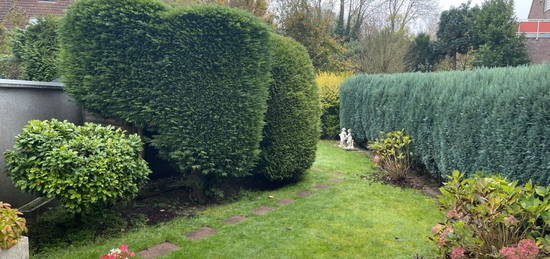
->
[439, 0, 532, 19]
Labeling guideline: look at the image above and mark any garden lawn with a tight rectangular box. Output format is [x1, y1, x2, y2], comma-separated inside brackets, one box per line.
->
[34, 141, 442, 259]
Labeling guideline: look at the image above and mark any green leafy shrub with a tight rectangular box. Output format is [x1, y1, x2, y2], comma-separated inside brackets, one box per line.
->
[254, 34, 320, 181]
[432, 171, 549, 258]
[0, 54, 23, 79]
[368, 130, 412, 181]
[11, 16, 59, 81]
[316, 72, 351, 139]
[60, 1, 270, 181]
[0, 202, 27, 249]
[4, 120, 150, 213]
[340, 65, 550, 185]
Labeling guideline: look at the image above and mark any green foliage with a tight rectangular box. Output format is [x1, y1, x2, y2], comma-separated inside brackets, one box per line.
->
[340, 65, 550, 185]
[0, 54, 23, 79]
[405, 33, 440, 72]
[316, 72, 350, 138]
[4, 120, 150, 213]
[60, 0, 271, 178]
[0, 202, 27, 249]
[469, 0, 529, 67]
[368, 130, 412, 181]
[255, 34, 320, 181]
[432, 172, 550, 258]
[436, 4, 475, 61]
[11, 16, 60, 81]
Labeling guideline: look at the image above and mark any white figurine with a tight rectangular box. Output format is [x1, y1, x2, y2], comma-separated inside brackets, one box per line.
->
[339, 128, 348, 147]
[345, 128, 355, 150]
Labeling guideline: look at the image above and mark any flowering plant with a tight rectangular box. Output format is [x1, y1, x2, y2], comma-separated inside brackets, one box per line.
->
[99, 244, 136, 259]
[0, 202, 27, 249]
[431, 171, 549, 258]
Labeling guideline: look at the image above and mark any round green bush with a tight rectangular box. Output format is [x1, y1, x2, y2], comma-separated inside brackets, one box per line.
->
[4, 120, 150, 213]
[12, 16, 60, 81]
[255, 34, 320, 181]
[60, 0, 271, 179]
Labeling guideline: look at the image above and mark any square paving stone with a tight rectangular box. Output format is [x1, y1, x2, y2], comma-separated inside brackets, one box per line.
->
[296, 191, 313, 197]
[138, 242, 181, 258]
[185, 227, 218, 240]
[250, 206, 274, 215]
[224, 215, 247, 225]
[328, 178, 343, 183]
[276, 198, 295, 206]
[314, 184, 331, 189]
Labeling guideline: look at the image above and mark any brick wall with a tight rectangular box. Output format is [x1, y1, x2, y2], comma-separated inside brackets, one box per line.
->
[529, 0, 550, 19]
[526, 38, 550, 64]
[0, 0, 73, 26]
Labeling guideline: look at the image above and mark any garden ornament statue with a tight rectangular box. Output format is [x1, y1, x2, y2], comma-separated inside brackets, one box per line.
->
[339, 128, 348, 147]
[345, 129, 355, 150]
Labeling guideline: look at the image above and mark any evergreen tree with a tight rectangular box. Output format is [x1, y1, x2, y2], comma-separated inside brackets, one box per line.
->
[436, 3, 476, 69]
[405, 33, 440, 72]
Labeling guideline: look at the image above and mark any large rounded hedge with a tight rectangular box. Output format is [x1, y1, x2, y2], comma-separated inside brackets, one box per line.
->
[4, 120, 150, 213]
[60, 1, 271, 178]
[255, 34, 320, 181]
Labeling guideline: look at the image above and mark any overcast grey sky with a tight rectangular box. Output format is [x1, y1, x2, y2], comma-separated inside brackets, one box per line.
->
[439, 0, 532, 19]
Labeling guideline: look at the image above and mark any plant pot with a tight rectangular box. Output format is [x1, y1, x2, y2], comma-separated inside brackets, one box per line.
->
[0, 236, 29, 259]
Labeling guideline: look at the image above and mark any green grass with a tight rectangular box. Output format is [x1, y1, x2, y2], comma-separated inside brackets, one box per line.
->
[34, 141, 442, 259]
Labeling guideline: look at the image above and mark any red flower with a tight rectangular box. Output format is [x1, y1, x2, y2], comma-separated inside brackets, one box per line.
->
[499, 239, 539, 259]
[446, 210, 459, 219]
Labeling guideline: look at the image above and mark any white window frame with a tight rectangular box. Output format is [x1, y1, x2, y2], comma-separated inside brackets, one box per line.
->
[546, 0, 550, 12]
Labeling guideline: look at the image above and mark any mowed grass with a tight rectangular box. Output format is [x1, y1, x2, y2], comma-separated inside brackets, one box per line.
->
[34, 141, 442, 259]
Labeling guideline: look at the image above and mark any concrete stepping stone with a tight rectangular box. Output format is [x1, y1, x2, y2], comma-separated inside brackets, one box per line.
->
[314, 184, 331, 189]
[328, 178, 343, 183]
[185, 227, 218, 240]
[224, 215, 247, 225]
[296, 191, 313, 197]
[276, 198, 295, 206]
[138, 242, 181, 258]
[251, 206, 274, 215]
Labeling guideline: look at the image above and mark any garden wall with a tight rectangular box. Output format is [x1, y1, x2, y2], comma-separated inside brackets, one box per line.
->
[0, 79, 82, 208]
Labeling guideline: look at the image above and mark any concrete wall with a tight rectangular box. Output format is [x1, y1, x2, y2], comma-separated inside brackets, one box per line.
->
[0, 79, 82, 207]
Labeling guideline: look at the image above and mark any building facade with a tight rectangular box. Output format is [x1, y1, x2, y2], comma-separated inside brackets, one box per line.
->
[518, 0, 550, 64]
[0, 0, 73, 26]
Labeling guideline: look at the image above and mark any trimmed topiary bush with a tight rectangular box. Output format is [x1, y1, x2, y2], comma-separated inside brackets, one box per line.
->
[11, 16, 60, 81]
[60, 1, 271, 180]
[340, 65, 550, 185]
[254, 34, 320, 181]
[4, 120, 150, 213]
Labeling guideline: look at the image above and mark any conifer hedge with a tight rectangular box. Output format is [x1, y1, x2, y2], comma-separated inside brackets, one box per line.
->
[60, 0, 271, 178]
[255, 34, 320, 181]
[340, 65, 550, 185]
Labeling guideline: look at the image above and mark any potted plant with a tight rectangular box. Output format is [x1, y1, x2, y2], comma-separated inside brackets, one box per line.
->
[0, 202, 29, 259]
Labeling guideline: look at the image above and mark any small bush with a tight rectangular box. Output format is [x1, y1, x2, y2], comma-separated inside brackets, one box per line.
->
[368, 130, 412, 181]
[0, 54, 23, 79]
[432, 171, 550, 258]
[0, 202, 27, 249]
[316, 72, 350, 139]
[11, 16, 59, 81]
[255, 34, 320, 181]
[4, 120, 150, 213]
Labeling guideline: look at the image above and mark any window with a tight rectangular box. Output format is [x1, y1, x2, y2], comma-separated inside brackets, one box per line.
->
[546, 0, 550, 12]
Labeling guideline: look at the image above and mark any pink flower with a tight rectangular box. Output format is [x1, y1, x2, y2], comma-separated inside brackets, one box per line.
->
[450, 247, 465, 259]
[499, 239, 539, 259]
[446, 210, 459, 219]
[120, 244, 129, 252]
[437, 237, 446, 247]
[442, 226, 453, 237]
[504, 215, 518, 225]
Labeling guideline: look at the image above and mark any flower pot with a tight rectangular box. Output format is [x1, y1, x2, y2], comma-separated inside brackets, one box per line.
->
[0, 236, 29, 259]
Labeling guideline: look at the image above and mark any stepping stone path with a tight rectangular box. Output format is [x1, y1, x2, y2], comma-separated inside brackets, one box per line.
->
[314, 184, 331, 189]
[296, 191, 313, 197]
[276, 198, 295, 206]
[328, 178, 343, 183]
[185, 227, 218, 240]
[224, 215, 247, 225]
[138, 242, 181, 259]
[251, 206, 274, 215]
